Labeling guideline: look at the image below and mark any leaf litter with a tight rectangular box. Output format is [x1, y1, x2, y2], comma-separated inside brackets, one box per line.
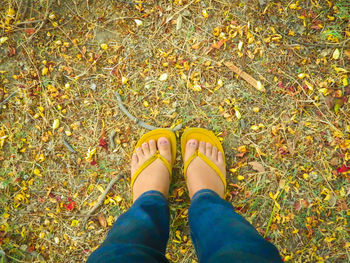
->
[0, 0, 349, 262]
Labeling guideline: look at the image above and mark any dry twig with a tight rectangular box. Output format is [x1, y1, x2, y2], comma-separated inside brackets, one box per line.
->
[115, 91, 183, 131]
[83, 173, 124, 226]
[224, 61, 266, 92]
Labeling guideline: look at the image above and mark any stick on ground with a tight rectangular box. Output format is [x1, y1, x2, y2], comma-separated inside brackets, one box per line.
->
[115, 91, 183, 131]
[224, 61, 266, 92]
[83, 174, 123, 226]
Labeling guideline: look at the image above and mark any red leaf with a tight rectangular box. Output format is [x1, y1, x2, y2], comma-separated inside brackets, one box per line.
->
[90, 160, 97, 165]
[336, 164, 350, 174]
[64, 199, 76, 211]
[99, 137, 108, 151]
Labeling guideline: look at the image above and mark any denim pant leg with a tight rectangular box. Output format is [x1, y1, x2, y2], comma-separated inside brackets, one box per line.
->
[87, 190, 169, 263]
[189, 189, 283, 263]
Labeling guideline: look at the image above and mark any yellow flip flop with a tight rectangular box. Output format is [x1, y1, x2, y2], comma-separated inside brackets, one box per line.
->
[181, 128, 226, 191]
[130, 128, 177, 198]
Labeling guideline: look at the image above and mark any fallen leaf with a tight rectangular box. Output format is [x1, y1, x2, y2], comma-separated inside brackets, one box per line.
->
[336, 164, 350, 173]
[52, 119, 60, 129]
[99, 137, 108, 151]
[0, 37, 8, 45]
[332, 48, 340, 60]
[192, 42, 201, 50]
[97, 214, 107, 227]
[25, 28, 35, 35]
[248, 161, 266, 173]
[211, 39, 227, 49]
[176, 15, 182, 31]
[159, 73, 168, 81]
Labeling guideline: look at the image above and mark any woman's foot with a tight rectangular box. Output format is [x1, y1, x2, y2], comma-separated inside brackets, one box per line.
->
[184, 140, 226, 199]
[131, 137, 172, 202]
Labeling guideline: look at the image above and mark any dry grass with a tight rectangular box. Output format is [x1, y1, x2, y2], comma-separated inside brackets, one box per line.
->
[0, 0, 349, 262]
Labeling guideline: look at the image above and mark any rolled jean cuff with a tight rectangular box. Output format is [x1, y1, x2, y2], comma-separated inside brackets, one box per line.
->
[134, 190, 168, 203]
[191, 189, 220, 201]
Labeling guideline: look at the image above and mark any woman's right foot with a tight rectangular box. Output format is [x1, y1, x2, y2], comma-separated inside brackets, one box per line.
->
[184, 139, 226, 199]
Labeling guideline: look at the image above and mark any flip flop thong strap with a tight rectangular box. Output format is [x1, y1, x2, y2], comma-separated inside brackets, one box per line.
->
[130, 152, 172, 190]
[184, 150, 226, 190]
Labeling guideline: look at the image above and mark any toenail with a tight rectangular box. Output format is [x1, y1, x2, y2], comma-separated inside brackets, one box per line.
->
[159, 139, 168, 145]
[142, 142, 147, 146]
[189, 140, 196, 146]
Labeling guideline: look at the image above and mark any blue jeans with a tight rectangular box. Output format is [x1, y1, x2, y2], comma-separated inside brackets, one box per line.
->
[87, 190, 282, 263]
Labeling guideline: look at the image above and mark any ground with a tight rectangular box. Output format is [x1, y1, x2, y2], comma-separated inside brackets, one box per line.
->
[0, 0, 349, 262]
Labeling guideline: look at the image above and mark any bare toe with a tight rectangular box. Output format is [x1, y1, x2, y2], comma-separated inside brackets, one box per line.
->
[184, 139, 198, 161]
[212, 147, 218, 161]
[157, 137, 172, 164]
[206, 142, 212, 156]
[136, 147, 144, 159]
[149, 139, 157, 154]
[198, 141, 206, 154]
[142, 142, 150, 156]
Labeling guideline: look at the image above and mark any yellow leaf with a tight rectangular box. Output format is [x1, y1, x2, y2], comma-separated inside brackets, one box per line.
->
[0, 37, 8, 45]
[298, 73, 307, 79]
[237, 145, 247, 153]
[238, 41, 243, 51]
[52, 119, 60, 129]
[7, 8, 16, 17]
[289, 2, 299, 9]
[107, 215, 115, 226]
[237, 175, 245, 181]
[143, 101, 149, 107]
[217, 79, 223, 87]
[256, 81, 265, 92]
[192, 83, 202, 91]
[324, 236, 336, 243]
[33, 168, 41, 176]
[122, 76, 128, 84]
[250, 125, 260, 131]
[134, 19, 143, 26]
[159, 73, 168, 81]
[100, 43, 108, 50]
[0, 135, 8, 149]
[318, 88, 329, 96]
[175, 230, 182, 240]
[304, 80, 314, 90]
[85, 147, 97, 161]
[332, 48, 340, 60]
[202, 9, 209, 18]
[235, 109, 241, 119]
[42, 67, 49, 76]
[229, 168, 238, 174]
[71, 220, 79, 227]
[39, 232, 45, 239]
[253, 107, 260, 112]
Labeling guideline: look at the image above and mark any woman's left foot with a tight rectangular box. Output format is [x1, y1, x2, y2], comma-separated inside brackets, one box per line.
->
[131, 137, 172, 202]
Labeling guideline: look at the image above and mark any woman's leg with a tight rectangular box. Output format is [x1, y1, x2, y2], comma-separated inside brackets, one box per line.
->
[87, 190, 169, 263]
[87, 138, 173, 263]
[184, 139, 283, 263]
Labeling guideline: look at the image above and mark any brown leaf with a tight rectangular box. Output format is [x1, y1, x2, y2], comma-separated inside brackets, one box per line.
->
[25, 28, 35, 35]
[8, 46, 16, 56]
[97, 214, 107, 228]
[211, 39, 227, 49]
[191, 42, 201, 50]
[248, 161, 266, 173]
[345, 50, 350, 60]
